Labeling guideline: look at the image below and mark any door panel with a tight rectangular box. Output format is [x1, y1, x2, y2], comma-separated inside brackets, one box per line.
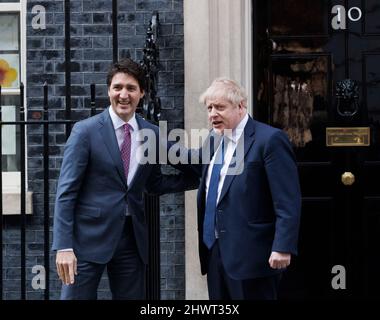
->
[254, 0, 380, 298]
[364, 0, 380, 35]
[281, 199, 334, 299]
[269, 0, 329, 36]
[298, 164, 335, 196]
[363, 199, 380, 298]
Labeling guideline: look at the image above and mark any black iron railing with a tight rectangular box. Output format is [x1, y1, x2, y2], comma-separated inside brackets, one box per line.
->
[141, 11, 161, 300]
[0, 84, 77, 300]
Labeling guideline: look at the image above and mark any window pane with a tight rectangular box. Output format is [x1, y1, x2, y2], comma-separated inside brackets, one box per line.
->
[0, 13, 19, 50]
[1, 95, 20, 172]
[0, 53, 20, 88]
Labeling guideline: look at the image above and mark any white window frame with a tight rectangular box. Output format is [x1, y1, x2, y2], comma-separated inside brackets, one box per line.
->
[1, 0, 31, 214]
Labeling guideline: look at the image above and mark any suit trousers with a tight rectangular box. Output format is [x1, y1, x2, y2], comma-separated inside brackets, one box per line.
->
[207, 240, 281, 300]
[60, 217, 145, 300]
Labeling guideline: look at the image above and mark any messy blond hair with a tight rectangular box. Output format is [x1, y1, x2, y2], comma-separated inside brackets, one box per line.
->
[199, 77, 248, 107]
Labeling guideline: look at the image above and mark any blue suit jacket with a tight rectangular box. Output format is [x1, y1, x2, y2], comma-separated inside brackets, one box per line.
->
[52, 109, 198, 264]
[196, 117, 301, 280]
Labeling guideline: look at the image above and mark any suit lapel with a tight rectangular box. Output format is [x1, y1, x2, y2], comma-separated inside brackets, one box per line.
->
[217, 117, 256, 204]
[99, 109, 128, 187]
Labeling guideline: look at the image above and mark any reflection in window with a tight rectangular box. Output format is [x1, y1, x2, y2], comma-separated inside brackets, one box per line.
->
[1, 95, 20, 172]
[0, 13, 19, 50]
[272, 58, 328, 147]
[257, 56, 329, 148]
[0, 5, 22, 173]
[273, 76, 313, 147]
[0, 54, 19, 88]
[0, 13, 20, 89]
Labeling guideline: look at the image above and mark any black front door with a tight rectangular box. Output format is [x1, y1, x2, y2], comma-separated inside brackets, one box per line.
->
[253, 0, 380, 299]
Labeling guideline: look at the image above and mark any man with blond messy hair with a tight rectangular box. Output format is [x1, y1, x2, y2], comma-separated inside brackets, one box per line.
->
[193, 77, 301, 300]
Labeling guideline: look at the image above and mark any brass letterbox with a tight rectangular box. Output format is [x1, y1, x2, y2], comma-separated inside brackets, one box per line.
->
[326, 127, 370, 147]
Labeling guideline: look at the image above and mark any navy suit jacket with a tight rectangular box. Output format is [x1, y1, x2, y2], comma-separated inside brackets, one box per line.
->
[52, 109, 198, 265]
[195, 116, 301, 280]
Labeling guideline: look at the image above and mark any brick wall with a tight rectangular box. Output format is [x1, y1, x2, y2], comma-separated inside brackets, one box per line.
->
[2, 0, 185, 300]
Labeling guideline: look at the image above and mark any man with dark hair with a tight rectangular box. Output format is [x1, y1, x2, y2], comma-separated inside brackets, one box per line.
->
[52, 58, 198, 300]
[106, 58, 146, 89]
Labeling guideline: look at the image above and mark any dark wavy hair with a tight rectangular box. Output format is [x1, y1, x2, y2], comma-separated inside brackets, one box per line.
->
[106, 58, 146, 92]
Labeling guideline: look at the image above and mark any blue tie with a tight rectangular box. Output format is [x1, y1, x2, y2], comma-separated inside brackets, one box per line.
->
[203, 139, 224, 249]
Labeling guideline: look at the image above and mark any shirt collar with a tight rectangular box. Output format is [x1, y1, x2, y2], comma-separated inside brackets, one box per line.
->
[108, 106, 138, 132]
[213, 113, 248, 143]
[233, 113, 249, 142]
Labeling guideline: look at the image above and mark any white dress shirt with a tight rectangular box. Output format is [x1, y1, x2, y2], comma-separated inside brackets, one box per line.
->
[205, 113, 249, 204]
[108, 106, 140, 187]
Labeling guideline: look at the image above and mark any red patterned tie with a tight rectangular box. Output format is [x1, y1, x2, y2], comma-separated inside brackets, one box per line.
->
[120, 123, 131, 180]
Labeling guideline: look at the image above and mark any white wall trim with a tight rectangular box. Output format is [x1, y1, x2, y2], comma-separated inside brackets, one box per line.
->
[243, 0, 253, 114]
[0, 3, 21, 11]
[21, 0, 27, 91]
[2, 172, 33, 215]
[184, 0, 253, 299]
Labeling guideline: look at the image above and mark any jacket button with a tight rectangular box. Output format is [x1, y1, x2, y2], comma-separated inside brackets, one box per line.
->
[218, 210, 223, 214]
